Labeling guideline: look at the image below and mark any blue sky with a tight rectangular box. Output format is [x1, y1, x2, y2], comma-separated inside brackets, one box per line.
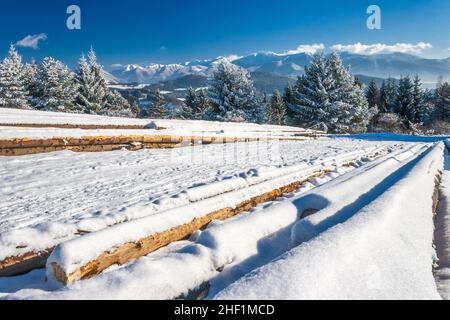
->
[1, 0, 449, 69]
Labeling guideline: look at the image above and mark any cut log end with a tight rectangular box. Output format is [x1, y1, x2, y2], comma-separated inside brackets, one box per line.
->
[0, 248, 53, 277]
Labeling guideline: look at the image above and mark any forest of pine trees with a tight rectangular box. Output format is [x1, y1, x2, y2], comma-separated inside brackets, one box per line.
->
[0, 45, 136, 117]
[0, 45, 448, 133]
[366, 74, 449, 133]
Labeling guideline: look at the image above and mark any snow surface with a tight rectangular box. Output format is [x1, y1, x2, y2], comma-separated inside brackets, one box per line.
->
[1, 133, 448, 300]
[0, 138, 401, 262]
[46, 145, 382, 277]
[214, 143, 444, 300]
[2, 144, 382, 299]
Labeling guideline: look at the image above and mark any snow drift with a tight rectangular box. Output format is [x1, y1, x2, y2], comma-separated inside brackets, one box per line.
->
[214, 143, 444, 300]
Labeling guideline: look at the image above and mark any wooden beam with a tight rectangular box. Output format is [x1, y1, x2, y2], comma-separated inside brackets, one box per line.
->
[0, 134, 316, 156]
[50, 170, 329, 285]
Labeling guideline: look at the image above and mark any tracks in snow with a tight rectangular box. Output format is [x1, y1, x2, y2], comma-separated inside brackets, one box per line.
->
[2, 140, 445, 300]
[9, 142, 435, 300]
[1, 144, 387, 278]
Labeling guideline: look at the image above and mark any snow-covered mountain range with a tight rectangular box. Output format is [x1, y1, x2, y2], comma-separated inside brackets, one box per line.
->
[109, 51, 450, 85]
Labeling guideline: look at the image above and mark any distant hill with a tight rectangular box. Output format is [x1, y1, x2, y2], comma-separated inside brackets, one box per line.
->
[109, 51, 450, 85]
[148, 74, 208, 91]
[250, 72, 296, 93]
[354, 75, 398, 87]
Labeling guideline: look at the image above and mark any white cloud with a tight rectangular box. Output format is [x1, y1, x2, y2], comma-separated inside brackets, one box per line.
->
[15, 33, 47, 49]
[282, 43, 325, 55]
[331, 42, 432, 55]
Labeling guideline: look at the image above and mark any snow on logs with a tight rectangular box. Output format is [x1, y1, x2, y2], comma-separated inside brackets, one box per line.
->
[46, 148, 382, 285]
[0, 134, 319, 156]
[214, 144, 445, 300]
[0, 148, 373, 277]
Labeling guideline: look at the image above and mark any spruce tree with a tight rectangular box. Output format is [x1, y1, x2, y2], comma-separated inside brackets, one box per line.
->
[366, 80, 379, 109]
[76, 53, 101, 113]
[130, 101, 141, 118]
[290, 52, 372, 133]
[0, 45, 28, 109]
[147, 89, 167, 119]
[283, 82, 297, 125]
[436, 80, 450, 121]
[379, 78, 397, 113]
[34, 57, 79, 112]
[328, 52, 373, 133]
[76, 48, 132, 116]
[23, 61, 39, 107]
[283, 83, 295, 105]
[289, 53, 335, 131]
[179, 87, 196, 119]
[266, 90, 287, 125]
[421, 89, 437, 125]
[104, 90, 136, 117]
[411, 75, 424, 123]
[379, 81, 388, 113]
[207, 61, 261, 123]
[194, 89, 210, 120]
[396, 76, 415, 122]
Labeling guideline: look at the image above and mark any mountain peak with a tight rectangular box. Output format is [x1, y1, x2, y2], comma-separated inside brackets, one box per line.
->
[110, 51, 450, 84]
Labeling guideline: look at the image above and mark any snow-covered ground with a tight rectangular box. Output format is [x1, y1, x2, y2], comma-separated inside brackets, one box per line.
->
[0, 138, 397, 262]
[215, 143, 444, 300]
[0, 130, 449, 300]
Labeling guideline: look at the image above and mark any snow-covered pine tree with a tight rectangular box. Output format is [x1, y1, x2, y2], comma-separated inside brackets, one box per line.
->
[22, 60, 39, 107]
[366, 80, 379, 109]
[76, 54, 99, 113]
[354, 77, 363, 89]
[283, 83, 294, 105]
[436, 79, 450, 121]
[396, 76, 415, 123]
[178, 87, 196, 119]
[411, 75, 425, 123]
[420, 89, 437, 125]
[291, 52, 371, 133]
[266, 90, 287, 125]
[0, 45, 28, 109]
[34, 57, 79, 112]
[130, 101, 141, 118]
[289, 53, 335, 131]
[76, 48, 132, 116]
[327, 52, 373, 133]
[207, 61, 261, 123]
[147, 89, 167, 119]
[104, 90, 136, 117]
[85, 48, 108, 114]
[194, 89, 210, 120]
[378, 81, 388, 113]
[379, 78, 397, 113]
[283, 82, 298, 125]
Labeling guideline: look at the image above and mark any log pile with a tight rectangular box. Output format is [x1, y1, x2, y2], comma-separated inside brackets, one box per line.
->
[0, 134, 316, 156]
[49, 169, 330, 285]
